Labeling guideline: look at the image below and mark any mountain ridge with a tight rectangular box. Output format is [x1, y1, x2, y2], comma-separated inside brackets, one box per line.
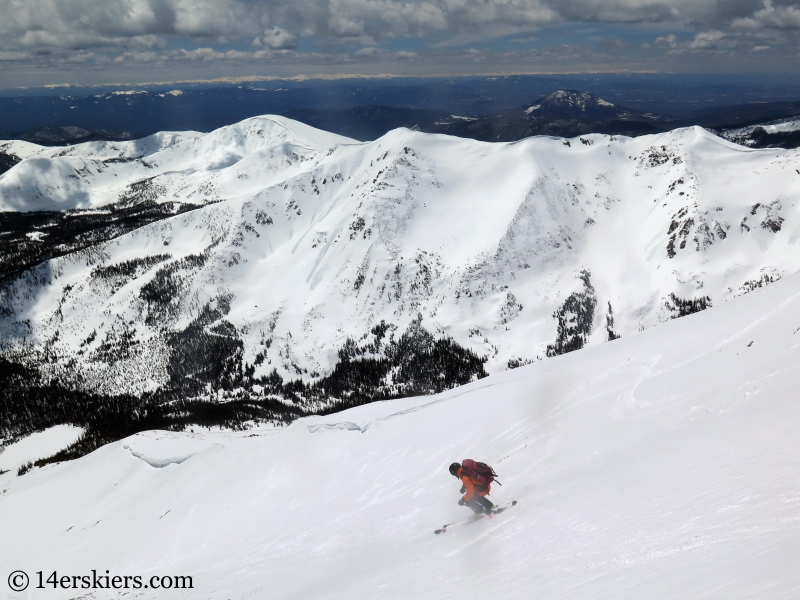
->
[1, 117, 798, 428]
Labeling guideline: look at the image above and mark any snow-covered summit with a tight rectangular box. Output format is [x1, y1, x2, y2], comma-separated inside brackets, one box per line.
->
[0, 116, 354, 212]
[526, 89, 614, 112]
[0, 118, 799, 402]
[520, 89, 656, 122]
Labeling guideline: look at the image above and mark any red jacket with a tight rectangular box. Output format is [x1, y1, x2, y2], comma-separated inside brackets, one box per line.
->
[458, 467, 491, 501]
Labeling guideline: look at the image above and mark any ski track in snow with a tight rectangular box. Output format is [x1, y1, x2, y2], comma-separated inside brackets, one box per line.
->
[3, 271, 800, 598]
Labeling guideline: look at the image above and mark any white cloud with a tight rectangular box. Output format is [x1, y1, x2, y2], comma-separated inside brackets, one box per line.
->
[733, 1, 800, 30]
[651, 22, 792, 55]
[0, 0, 799, 79]
[253, 27, 297, 50]
[115, 50, 162, 63]
[0, 51, 30, 61]
[654, 33, 679, 48]
[2, 0, 798, 59]
[688, 29, 727, 49]
[174, 47, 258, 61]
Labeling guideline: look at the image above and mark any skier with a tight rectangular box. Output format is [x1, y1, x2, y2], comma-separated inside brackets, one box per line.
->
[449, 460, 496, 515]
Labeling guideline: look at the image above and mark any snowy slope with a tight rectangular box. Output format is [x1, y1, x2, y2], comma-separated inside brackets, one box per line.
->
[758, 119, 800, 134]
[0, 425, 83, 473]
[1, 118, 799, 397]
[3, 270, 800, 599]
[721, 118, 800, 140]
[719, 117, 800, 149]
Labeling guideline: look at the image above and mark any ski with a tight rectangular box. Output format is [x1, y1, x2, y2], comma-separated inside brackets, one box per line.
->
[489, 499, 517, 516]
[434, 500, 516, 534]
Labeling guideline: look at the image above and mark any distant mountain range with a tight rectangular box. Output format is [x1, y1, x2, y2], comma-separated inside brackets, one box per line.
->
[2, 87, 800, 148]
[0, 125, 132, 147]
[284, 91, 800, 146]
[282, 91, 669, 142]
[431, 90, 670, 141]
[690, 100, 800, 128]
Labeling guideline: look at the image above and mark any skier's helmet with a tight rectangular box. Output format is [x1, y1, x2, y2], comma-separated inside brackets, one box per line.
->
[449, 462, 461, 476]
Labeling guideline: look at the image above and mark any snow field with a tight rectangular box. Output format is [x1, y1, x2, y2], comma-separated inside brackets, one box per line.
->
[721, 118, 800, 145]
[3, 270, 800, 599]
[0, 425, 84, 476]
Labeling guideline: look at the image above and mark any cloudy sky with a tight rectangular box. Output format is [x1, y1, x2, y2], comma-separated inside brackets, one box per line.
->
[1, 0, 799, 88]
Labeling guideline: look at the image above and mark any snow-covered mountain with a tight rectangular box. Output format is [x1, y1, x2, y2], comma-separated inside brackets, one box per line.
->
[1, 116, 799, 406]
[521, 89, 657, 121]
[433, 90, 669, 141]
[719, 117, 800, 149]
[3, 266, 800, 599]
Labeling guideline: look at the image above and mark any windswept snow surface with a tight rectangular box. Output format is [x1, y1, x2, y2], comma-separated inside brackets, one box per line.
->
[3, 272, 800, 599]
[2, 118, 800, 395]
